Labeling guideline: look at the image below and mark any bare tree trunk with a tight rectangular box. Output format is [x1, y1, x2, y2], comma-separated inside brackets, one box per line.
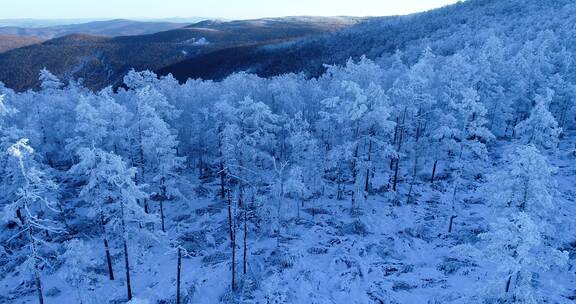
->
[448, 215, 456, 233]
[103, 237, 114, 280]
[364, 135, 373, 193]
[243, 208, 248, 275]
[16, 208, 24, 225]
[392, 116, 399, 148]
[448, 175, 460, 234]
[351, 121, 360, 206]
[227, 191, 236, 291]
[336, 164, 343, 200]
[35, 269, 44, 304]
[505, 274, 512, 292]
[160, 200, 166, 232]
[176, 247, 181, 304]
[101, 214, 114, 280]
[394, 109, 408, 182]
[143, 199, 149, 214]
[220, 162, 226, 199]
[430, 159, 438, 183]
[406, 183, 414, 205]
[392, 115, 405, 192]
[123, 239, 132, 300]
[120, 201, 133, 300]
[406, 123, 422, 204]
[28, 225, 44, 304]
[136, 117, 148, 215]
[392, 159, 400, 192]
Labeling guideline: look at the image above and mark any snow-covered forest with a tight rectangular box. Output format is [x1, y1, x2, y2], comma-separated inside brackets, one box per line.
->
[1, 0, 576, 303]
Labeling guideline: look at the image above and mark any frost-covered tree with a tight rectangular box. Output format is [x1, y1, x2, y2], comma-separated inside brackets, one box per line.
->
[2, 138, 62, 304]
[59, 239, 100, 304]
[215, 96, 279, 192]
[0, 93, 22, 185]
[388, 47, 436, 192]
[515, 89, 562, 150]
[485, 144, 557, 218]
[433, 87, 494, 231]
[319, 80, 394, 206]
[475, 34, 511, 138]
[286, 112, 322, 198]
[130, 86, 183, 222]
[547, 74, 576, 130]
[136, 90, 183, 231]
[284, 166, 309, 218]
[471, 144, 567, 303]
[38, 68, 63, 91]
[96, 88, 132, 154]
[476, 212, 568, 303]
[18, 69, 79, 165]
[67, 89, 132, 156]
[70, 147, 154, 301]
[124, 69, 159, 90]
[66, 96, 108, 153]
[430, 54, 492, 183]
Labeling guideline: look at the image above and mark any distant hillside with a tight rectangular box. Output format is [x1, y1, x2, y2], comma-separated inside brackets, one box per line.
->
[0, 17, 208, 28]
[0, 19, 190, 39]
[0, 35, 43, 53]
[0, 17, 361, 91]
[159, 0, 576, 83]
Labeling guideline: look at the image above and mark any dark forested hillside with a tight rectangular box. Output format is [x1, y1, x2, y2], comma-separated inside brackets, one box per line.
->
[0, 17, 360, 91]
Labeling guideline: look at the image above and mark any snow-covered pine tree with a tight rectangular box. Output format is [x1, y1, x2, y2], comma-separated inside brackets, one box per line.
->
[475, 34, 512, 138]
[67, 89, 132, 157]
[66, 96, 109, 154]
[96, 87, 132, 155]
[130, 85, 183, 226]
[319, 80, 394, 207]
[477, 212, 567, 303]
[284, 166, 308, 218]
[485, 144, 556, 218]
[70, 147, 155, 301]
[388, 47, 436, 193]
[0, 93, 22, 185]
[136, 89, 184, 232]
[29, 69, 78, 165]
[474, 144, 567, 303]
[59, 239, 100, 304]
[38, 68, 63, 91]
[2, 138, 62, 304]
[515, 89, 562, 150]
[286, 112, 322, 199]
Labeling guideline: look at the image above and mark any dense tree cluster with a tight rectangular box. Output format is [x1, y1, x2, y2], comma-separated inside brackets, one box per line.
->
[1, 1, 575, 302]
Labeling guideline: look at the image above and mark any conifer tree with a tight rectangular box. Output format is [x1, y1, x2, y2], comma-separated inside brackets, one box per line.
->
[3, 138, 62, 304]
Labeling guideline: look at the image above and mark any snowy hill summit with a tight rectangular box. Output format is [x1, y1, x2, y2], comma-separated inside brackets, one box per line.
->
[1, 0, 576, 303]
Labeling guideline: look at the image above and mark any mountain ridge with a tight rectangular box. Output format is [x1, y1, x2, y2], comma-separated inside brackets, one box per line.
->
[0, 17, 361, 91]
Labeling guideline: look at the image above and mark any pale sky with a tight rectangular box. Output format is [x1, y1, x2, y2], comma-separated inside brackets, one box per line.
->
[1, 0, 461, 20]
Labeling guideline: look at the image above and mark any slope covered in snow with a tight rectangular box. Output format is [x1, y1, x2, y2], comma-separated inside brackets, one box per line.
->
[0, 0, 575, 303]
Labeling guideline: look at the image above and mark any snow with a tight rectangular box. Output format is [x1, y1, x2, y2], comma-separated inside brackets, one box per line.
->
[1, 0, 576, 303]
